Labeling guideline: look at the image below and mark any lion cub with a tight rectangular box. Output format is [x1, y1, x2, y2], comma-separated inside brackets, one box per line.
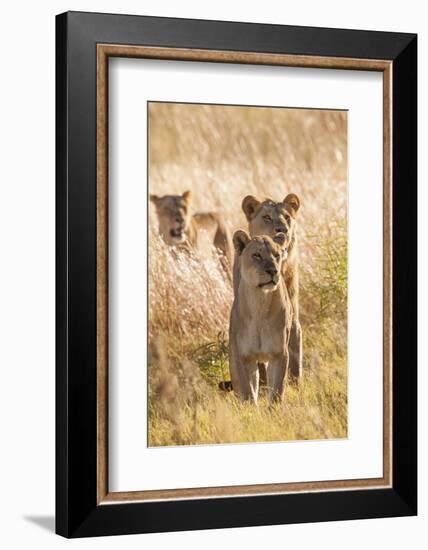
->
[150, 191, 233, 272]
[229, 230, 292, 403]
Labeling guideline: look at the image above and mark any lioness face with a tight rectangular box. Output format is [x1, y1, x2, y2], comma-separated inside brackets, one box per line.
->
[233, 230, 287, 292]
[150, 191, 192, 245]
[242, 193, 300, 245]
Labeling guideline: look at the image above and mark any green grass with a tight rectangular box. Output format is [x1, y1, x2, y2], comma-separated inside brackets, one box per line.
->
[189, 332, 230, 384]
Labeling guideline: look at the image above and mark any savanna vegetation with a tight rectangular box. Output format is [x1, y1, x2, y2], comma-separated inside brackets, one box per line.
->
[148, 103, 348, 446]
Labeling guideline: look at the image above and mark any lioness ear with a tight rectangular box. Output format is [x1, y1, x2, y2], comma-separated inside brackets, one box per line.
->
[182, 190, 192, 204]
[283, 193, 300, 214]
[242, 195, 261, 221]
[150, 194, 161, 208]
[273, 232, 286, 248]
[233, 230, 250, 255]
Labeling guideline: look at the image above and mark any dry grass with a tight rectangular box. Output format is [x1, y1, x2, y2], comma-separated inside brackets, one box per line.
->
[148, 102, 348, 446]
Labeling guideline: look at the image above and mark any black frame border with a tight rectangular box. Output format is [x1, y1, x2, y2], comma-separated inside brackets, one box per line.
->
[56, 11, 417, 538]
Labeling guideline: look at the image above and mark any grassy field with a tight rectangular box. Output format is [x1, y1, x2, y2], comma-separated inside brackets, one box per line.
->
[148, 103, 348, 446]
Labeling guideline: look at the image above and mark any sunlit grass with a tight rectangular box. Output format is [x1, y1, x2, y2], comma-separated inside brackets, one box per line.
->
[148, 103, 347, 446]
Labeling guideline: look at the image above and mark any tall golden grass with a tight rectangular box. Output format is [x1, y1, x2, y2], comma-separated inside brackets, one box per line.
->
[148, 102, 348, 446]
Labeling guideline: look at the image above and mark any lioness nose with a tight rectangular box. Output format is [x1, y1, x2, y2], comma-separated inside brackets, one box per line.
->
[275, 226, 287, 233]
[265, 267, 278, 277]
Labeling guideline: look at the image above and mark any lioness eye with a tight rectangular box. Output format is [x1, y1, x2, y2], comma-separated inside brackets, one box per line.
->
[263, 215, 272, 223]
[252, 253, 262, 261]
[274, 254, 280, 260]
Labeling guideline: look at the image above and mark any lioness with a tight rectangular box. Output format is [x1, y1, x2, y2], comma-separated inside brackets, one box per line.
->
[150, 190, 233, 272]
[236, 193, 302, 381]
[229, 230, 292, 403]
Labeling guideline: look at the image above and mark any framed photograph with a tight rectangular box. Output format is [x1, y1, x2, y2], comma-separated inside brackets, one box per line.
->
[56, 11, 417, 538]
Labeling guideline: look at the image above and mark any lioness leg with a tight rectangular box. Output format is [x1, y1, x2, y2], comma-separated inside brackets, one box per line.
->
[267, 353, 288, 402]
[285, 272, 303, 382]
[221, 362, 266, 393]
[230, 356, 259, 403]
[228, 339, 241, 397]
[229, 342, 259, 402]
[240, 360, 259, 403]
[214, 219, 233, 266]
[214, 219, 233, 281]
[288, 320, 302, 381]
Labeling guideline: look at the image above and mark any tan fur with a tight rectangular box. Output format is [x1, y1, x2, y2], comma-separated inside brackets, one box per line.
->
[235, 193, 303, 381]
[229, 231, 292, 403]
[150, 191, 233, 273]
